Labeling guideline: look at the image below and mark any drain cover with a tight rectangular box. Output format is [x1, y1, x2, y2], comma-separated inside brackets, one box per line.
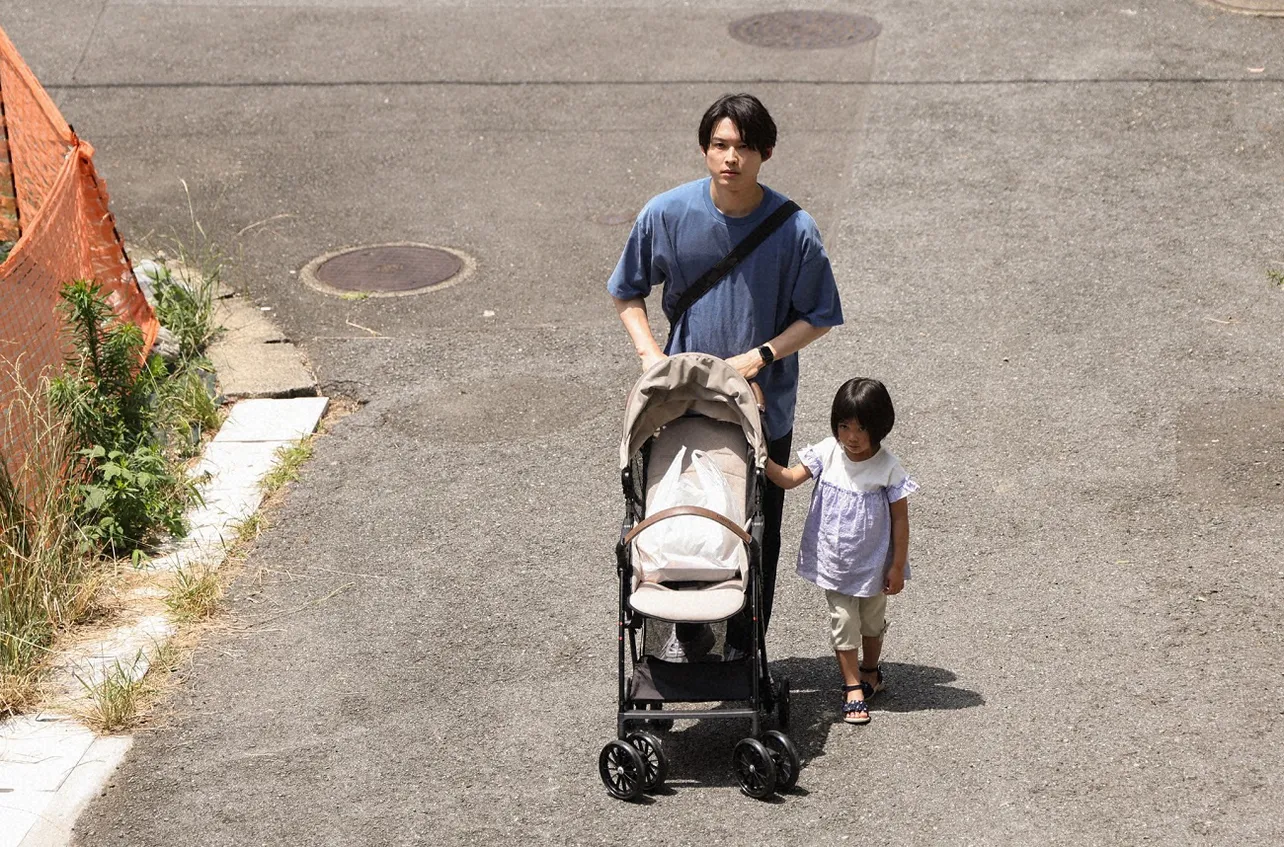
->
[729, 11, 881, 49]
[304, 243, 470, 297]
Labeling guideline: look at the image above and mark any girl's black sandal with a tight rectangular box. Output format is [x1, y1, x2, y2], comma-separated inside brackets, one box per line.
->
[841, 683, 871, 725]
[859, 664, 885, 698]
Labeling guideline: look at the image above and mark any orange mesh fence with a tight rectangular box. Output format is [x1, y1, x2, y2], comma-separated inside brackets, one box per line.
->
[0, 24, 158, 485]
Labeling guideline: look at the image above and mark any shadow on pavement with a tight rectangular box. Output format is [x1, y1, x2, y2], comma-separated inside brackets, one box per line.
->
[619, 657, 981, 795]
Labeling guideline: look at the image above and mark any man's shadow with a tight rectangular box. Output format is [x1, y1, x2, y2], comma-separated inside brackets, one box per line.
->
[648, 657, 982, 794]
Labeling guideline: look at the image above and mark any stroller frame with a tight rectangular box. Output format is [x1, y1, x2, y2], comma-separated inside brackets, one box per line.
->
[600, 353, 797, 802]
[614, 449, 775, 736]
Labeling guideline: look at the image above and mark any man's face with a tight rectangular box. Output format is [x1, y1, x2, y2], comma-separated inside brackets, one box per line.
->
[703, 117, 770, 191]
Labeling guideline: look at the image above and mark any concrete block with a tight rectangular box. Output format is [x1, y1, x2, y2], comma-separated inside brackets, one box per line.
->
[0, 716, 95, 793]
[213, 397, 328, 443]
[206, 296, 316, 400]
[191, 440, 294, 491]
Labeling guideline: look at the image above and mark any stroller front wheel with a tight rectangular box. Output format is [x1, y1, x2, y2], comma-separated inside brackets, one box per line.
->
[624, 729, 668, 792]
[732, 737, 778, 799]
[761, 730, 801, 791]
[599, 740, 647, 801]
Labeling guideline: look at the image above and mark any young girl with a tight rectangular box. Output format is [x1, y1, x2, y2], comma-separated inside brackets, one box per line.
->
[766, 378, 917, 725]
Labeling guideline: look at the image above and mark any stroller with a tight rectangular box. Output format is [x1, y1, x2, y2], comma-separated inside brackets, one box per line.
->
[599, 353, 798, 801]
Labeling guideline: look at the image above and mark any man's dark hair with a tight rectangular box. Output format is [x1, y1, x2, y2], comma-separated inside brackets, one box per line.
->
[830, 378, 896, 448]
[698, 93, 778, 154]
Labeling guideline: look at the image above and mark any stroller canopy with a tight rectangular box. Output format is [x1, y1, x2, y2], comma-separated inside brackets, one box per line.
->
[619, 353, 767, 470]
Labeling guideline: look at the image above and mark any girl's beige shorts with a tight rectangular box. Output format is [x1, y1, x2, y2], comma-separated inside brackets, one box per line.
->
[825, 589, 888, 651]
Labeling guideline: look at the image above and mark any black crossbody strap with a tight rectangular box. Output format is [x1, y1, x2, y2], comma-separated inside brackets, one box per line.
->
[668, 200, 800, 327]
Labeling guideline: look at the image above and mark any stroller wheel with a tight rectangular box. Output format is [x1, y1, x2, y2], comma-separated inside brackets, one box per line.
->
[775, 676, 791, 729]
[625, 729, 668, 791]
[761, 730, 801, 791]
[732, 737, 778, 799]
[599, 740, 647, 801]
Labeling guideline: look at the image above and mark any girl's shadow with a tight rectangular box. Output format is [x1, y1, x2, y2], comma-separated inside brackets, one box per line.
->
[648, 658, 982, 791]
[764, 657, 984, 767]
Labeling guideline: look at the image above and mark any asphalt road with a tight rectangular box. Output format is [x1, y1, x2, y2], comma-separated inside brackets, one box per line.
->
[5, 0, 1283, 844]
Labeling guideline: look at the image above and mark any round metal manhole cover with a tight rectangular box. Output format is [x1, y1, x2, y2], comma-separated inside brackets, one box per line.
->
[728, 11, 882, 49]
[301, 243, 474, 297]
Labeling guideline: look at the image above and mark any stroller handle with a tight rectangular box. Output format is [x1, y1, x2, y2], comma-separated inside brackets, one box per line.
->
[623, 505, 752, 547]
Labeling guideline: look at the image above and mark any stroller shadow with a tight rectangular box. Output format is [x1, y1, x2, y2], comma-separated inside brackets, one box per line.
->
[655, 657, 983, 793]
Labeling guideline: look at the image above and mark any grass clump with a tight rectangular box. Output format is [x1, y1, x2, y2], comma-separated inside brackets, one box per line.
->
[76, 652, 149, 733]
[260, 439, 314, 494]
[0, 374, 101, 716]
[1268, 268, 1284, 288]
[164, 564, 224, 622]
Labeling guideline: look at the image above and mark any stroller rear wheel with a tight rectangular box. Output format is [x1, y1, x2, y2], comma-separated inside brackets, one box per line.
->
[761, 730, 800, 791]
[624, 729, 668, 791]
[599, 740, 647, 801]
[774, 676, 792, 729]
[732, 737, 778, 799]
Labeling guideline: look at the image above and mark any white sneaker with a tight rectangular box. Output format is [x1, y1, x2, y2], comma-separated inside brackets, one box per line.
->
[659, 626, 715, 662]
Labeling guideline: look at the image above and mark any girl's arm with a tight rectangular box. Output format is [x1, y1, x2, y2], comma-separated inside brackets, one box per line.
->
[885, 497, 909, 595]
[765, 458, 813, 490]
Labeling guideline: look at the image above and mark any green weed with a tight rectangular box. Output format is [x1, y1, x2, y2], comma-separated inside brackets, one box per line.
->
[260, 439, 314, 494]
[165, 564, 223, 622]
[76, 653, 149, 733]
[47, 281, 201, 559]
[0, 369, 102, 716]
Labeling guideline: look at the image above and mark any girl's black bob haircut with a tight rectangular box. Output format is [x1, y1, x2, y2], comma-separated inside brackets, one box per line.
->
[830, 378, 896, 449]
[698, 93, 778, 155]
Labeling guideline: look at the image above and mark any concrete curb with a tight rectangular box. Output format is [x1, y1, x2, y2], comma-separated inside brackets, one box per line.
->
[206, 290, 318, 400]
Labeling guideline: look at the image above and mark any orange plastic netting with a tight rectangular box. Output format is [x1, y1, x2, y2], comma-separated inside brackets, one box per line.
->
[0, 24, 157, 482]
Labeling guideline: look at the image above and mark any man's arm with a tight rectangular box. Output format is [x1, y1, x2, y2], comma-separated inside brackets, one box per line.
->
[612, 296, 667, 371]
[725, 319, 832, 381]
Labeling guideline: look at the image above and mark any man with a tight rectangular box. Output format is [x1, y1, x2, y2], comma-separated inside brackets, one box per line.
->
[608, 93, 844, 661]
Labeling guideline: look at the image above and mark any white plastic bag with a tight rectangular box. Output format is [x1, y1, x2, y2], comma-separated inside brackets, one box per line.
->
[635, 447, 747, 580]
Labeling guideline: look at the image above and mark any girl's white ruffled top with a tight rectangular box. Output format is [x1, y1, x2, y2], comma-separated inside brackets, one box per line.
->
[795, 438, 919, 597]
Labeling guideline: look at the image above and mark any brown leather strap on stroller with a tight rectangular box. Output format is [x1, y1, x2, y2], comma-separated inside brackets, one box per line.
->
[623, 505, 752, 546]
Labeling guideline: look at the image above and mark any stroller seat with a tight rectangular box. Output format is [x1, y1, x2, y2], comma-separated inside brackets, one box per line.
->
[627, 416, 751, 624]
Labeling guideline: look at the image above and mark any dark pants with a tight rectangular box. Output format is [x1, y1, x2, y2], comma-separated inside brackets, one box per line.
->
[677, 430, 793, 652]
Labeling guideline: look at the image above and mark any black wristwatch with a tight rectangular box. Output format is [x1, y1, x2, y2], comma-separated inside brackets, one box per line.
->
[756, 344, 775, 366]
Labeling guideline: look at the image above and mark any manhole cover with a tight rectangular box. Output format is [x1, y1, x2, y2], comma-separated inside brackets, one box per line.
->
[728, 11, 882, 49]
[301, 243, 473, 297]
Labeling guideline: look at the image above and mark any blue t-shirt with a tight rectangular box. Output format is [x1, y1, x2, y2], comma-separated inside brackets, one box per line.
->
[606, 178, 844, 439]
